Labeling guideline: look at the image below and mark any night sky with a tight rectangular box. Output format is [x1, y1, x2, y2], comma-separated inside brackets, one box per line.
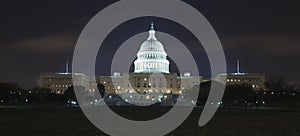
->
[1, 0, 300, 88]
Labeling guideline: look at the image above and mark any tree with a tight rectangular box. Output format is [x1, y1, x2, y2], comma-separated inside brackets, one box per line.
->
[265, 78, 286, 93]
[27, 87, 53, 105]
[97, 83, 105, 98]
[64, 85, 87, 104]
[0, 82, 25, 105]
[221, 84, 255, 106]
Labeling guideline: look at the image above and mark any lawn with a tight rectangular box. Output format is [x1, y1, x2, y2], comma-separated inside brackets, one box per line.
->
[0, 107, 299, 136]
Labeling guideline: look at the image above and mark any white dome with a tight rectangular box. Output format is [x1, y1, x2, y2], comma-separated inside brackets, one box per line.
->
[139, 39, 165, 52]
[134, 23, 170, 73]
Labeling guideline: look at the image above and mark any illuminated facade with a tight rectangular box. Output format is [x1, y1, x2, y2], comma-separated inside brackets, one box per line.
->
[38, 73, 90, 94]
[215, 73, 265, 90]
[100, 72, 201, 95]
[214, 60, 266, 90]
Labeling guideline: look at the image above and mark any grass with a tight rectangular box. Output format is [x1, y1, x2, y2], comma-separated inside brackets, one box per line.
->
[0, 107, 299, 136]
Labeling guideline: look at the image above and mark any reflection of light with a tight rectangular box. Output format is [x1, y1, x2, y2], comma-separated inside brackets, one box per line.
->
[262, 101, 265, 104]
[109, 96, 112, 99]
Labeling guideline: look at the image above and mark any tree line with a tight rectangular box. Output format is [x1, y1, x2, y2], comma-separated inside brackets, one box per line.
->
[0, 79, 299, 108]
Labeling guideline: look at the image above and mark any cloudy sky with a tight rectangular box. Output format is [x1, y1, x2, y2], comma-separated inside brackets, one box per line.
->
[0, 0, 299, 88]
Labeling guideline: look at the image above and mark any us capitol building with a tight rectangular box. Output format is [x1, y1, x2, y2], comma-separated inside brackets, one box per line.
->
[99, 23, 202, 95]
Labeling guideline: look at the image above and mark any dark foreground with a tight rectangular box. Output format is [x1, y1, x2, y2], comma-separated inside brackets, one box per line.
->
[0, 107, 299, 136]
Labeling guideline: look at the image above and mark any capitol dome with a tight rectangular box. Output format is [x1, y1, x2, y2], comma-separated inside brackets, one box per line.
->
[139, 37, 165, 52]
[134, 23, 170, 73]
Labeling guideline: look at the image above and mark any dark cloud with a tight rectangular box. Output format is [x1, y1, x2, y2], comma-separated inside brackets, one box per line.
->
[9, 32, 76, 54]
[223, 35, 300, 56]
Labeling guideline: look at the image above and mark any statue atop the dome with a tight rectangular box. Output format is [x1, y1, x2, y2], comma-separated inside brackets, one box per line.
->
[148, 22, 157, 40]
[150, 22, 154, 30]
